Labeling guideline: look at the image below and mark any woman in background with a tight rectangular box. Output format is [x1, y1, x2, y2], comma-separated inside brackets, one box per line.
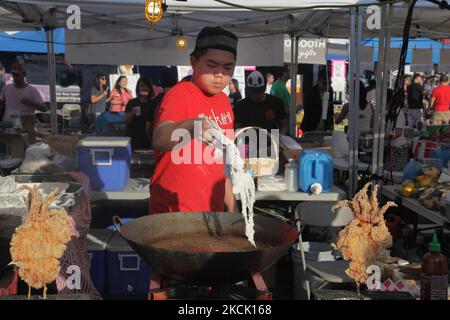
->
[125, 77, 155, 149]
[110, 76, 132, 112]
[228, 78, 242, 109]
[90, 73, 111, 118]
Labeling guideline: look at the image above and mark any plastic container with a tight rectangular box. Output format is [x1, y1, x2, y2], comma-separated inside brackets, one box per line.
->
[106, 232, 152, 296]
[420, 234, 448, 300]
[95, 112, 126, 136]
[298, 149, 333, 193]
[430, 149, 450, 169]
[285, 159, 298, 192]
[77, 137, 131, 191]
[86, 229, 114, 294]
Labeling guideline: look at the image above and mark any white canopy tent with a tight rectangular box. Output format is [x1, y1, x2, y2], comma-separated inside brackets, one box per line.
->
[0, 0, 449, 195]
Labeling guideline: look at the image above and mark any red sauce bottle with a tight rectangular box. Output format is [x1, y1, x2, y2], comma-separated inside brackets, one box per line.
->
[420, 234, 448, 300]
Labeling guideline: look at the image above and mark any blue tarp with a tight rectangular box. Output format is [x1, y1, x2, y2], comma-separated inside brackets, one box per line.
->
[362, 37, 450, 64]
[0, 28, 65, 54]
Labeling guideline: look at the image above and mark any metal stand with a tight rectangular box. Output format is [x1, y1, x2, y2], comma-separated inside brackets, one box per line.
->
[148, 271, 272, 300]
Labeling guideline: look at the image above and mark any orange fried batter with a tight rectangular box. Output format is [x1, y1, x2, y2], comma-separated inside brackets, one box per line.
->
[10, 186, 77, 299]
[332, 182, 396, 286]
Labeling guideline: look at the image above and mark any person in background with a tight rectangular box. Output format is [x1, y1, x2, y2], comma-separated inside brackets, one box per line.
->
[265, 72, 274, 95]
[430, 74, 450, 125]
[335, 81, 373, 136]
[90, 73, 112, 119]
[406, 73, 424, 127]
[402, 75, 412, 107]
[271, 65, 291, 132]
[423, 76, 435, 103]
[301, 76, 334, 132]
[228, 78, 242, 109]
[110, 76, 132, 112]
[0, 63, 47, 123]
[234, 70, 286, 131]
[125, 77, 155, 149]
[146, 67, 178, 143]
[367, 79, 376, 106]
[0, 63, 5, 95]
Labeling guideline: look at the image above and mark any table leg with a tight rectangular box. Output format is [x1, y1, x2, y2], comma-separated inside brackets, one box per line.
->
[412, 211, 418, 243]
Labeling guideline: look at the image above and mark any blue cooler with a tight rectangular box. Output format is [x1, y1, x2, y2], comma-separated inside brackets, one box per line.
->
[298, 149, 333, 193]
[86, 229, 114, 294]
[95, 112, 126, 136]
[77, 137, 131, 191]
[106, 232, 152, 296]
[430, 149, 450, 168]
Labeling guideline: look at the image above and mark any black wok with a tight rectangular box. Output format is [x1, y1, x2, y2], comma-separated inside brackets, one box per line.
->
[113, 212, 298, 286]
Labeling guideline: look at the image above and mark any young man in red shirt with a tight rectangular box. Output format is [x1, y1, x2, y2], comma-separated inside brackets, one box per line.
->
[150, 26, 238, 214]
[430, 75, 450, 125]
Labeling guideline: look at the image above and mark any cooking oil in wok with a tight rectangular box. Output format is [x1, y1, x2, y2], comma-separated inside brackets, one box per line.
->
[149, 234, 272, 253]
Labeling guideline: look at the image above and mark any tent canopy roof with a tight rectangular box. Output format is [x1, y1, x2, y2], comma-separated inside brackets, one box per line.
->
[0, 0, 449, 39]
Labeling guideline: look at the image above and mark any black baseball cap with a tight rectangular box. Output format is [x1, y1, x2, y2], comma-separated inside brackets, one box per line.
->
[191, 26, 238, 57]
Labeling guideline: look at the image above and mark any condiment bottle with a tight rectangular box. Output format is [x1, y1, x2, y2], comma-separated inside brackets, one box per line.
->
[285, 158, 298, 192]
[420, 234, 448, 300]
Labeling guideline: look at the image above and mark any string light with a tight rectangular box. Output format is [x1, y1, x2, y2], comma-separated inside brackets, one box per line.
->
[145, 0, 163, 29]
[176, 32, 188, 51]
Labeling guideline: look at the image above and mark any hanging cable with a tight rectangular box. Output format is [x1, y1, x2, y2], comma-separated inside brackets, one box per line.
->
[211, 0, 402, 12]
[386, 0, 418, 128]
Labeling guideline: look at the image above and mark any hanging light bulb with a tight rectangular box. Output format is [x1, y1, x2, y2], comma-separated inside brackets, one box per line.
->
[145, 0, 163, 24]
[176, 31, 188, 51]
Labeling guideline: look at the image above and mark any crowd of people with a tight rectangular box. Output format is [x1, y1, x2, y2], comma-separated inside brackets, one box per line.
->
[1, 35, 448, 154]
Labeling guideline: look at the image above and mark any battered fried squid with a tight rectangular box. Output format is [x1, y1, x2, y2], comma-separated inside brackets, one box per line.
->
[332, 182, 396, 288]
[10, 186, 77, 299]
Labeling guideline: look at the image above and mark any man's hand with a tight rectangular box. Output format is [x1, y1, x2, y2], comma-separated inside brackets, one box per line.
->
[195, 118, 219, 146]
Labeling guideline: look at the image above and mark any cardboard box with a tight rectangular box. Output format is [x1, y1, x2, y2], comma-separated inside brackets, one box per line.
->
[44, 134, 80, 159]
[19, 115, 36, 144]
[0, 131, 30, 158]
[299, 143, 334, 157]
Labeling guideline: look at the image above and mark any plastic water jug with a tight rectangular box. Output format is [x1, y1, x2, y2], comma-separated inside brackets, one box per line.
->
[298, 150, 333, 193]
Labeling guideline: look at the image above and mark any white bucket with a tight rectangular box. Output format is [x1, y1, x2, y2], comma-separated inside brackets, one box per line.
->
[291, 242, 340, 300]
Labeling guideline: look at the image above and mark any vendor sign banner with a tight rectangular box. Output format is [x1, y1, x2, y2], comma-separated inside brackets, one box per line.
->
[284, 37, 327, 65]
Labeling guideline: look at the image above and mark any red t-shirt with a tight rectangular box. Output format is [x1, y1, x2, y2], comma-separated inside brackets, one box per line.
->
[150, 82, 234, 214]
[432, 85, 450, 112]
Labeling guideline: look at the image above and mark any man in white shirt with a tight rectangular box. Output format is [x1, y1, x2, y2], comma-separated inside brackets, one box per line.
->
[265, 72, 274, 95]
[0, 63, 47, 122]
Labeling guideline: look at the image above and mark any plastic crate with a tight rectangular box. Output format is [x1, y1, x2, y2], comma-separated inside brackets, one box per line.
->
[106, 232, 151, 296]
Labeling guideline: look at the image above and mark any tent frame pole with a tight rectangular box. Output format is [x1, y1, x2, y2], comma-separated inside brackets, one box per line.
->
[348, 7, 362, 196]
[371, 4, 393, 181]
[376, 5, 393, 180]
[45, 27, 58, 134]
[289, 33, 298, 137]
[371, 4, 388, 178]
